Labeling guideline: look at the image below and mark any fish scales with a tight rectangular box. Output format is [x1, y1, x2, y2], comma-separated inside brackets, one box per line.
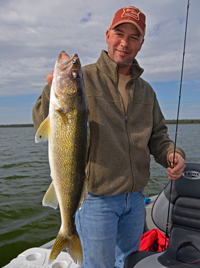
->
[35, 51, 88, 265]
[50, 119, 85, 244]
[50, 111, 86, 229]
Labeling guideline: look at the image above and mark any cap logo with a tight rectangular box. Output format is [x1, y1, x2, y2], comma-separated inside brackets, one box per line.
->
[121, 7, 141, 21]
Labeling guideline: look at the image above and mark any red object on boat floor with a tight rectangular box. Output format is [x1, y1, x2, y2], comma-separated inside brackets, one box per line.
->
[139, 229, 169, 252]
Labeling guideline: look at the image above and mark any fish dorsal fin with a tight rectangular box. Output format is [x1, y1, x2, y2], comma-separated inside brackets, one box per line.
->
[35, 116, 50, 143]
[42, 181, 59, 209]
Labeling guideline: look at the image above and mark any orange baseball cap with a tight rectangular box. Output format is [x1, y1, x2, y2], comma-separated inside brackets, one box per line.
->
[109, 6, 146, 37]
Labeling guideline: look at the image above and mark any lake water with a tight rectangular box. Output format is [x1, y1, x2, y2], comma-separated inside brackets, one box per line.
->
[0, 125, 200, 267]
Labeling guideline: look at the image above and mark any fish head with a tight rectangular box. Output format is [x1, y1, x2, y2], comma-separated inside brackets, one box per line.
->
[51, 51, 85, 112]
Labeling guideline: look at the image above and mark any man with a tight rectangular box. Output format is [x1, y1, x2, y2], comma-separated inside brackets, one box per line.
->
[32, 6, 185, 268]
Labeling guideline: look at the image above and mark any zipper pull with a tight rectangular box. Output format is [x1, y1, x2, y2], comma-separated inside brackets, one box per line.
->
[125, 116, 128, 124]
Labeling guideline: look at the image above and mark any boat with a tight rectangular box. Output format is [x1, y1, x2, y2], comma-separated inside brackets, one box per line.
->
[3, 162, 200, 268]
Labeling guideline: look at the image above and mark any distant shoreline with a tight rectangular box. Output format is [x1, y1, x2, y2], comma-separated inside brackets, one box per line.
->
[0, 119, 200, 127]
[0, 124, 34, 128]
[165, 119, 200, 124]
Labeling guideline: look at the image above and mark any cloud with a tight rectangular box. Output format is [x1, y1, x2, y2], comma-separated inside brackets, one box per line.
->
[0, 0, 200, 122]
[81, 13, 92, 23]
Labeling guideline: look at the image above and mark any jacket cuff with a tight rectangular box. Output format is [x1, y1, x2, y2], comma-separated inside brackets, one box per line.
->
[166, 147, 186, 167]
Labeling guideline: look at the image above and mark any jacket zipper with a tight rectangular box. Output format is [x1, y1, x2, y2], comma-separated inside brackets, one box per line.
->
[125, 113, 135, 191]
[117, 78, 135, 191]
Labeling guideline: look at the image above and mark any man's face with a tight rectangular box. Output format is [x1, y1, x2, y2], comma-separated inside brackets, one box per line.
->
[106, 23, 144, 67]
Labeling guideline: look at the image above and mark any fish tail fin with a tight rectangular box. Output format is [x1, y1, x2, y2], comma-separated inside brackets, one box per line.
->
[49, 231, 83, 265]
[66, 232, 83, 265]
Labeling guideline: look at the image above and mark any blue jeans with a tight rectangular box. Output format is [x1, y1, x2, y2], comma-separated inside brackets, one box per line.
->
[75, 191, 145, 268]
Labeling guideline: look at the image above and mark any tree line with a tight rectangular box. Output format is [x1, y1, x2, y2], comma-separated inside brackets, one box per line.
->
[0, 120, 200, 127]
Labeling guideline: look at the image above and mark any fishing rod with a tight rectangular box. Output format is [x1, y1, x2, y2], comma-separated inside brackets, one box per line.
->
[165, 0, 190, 247]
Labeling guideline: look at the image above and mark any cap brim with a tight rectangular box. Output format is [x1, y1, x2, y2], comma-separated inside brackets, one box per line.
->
[110, 20, 144, 37]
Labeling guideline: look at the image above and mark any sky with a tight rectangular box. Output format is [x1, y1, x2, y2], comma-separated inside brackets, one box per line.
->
[0, 0, 200, 124]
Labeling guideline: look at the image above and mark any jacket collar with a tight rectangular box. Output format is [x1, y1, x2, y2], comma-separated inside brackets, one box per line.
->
[96, 50, 144, 83]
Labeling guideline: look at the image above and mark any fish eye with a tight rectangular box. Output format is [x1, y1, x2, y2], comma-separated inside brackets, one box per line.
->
[72, 71, 78, 79]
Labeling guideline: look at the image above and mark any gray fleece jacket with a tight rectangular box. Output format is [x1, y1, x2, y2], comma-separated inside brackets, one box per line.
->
[32, 50, 185, 196]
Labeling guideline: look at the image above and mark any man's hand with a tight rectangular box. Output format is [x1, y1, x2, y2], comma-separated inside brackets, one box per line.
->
[46, 70, 54, 84]
[166, 152, 185, 180]
[46, 52, 70, 85]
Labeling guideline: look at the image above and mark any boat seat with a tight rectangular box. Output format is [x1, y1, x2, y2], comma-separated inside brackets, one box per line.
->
[124, 162, 200, 268]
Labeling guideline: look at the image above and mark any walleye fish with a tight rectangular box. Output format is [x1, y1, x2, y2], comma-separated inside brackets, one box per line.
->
[35, 51, 88, 264]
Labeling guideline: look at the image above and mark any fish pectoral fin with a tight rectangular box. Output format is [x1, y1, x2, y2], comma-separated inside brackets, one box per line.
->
[54, 110, 69, 126]
[49, 231, 83, 265]
[42, 181, 59, 209]
[75, 176, 88, 213]
[35, 116, 50, 143]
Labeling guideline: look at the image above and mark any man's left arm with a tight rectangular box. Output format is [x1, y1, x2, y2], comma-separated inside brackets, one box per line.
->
[167, 152, 185, 180]
[149, 92, 186, 173]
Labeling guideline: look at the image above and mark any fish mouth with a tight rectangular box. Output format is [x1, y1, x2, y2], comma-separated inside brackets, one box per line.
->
[54, 52, 82, 98]
[58, 53, 80, 72]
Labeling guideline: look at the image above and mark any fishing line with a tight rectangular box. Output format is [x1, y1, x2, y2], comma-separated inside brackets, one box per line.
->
[165, 0, 190, 248]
